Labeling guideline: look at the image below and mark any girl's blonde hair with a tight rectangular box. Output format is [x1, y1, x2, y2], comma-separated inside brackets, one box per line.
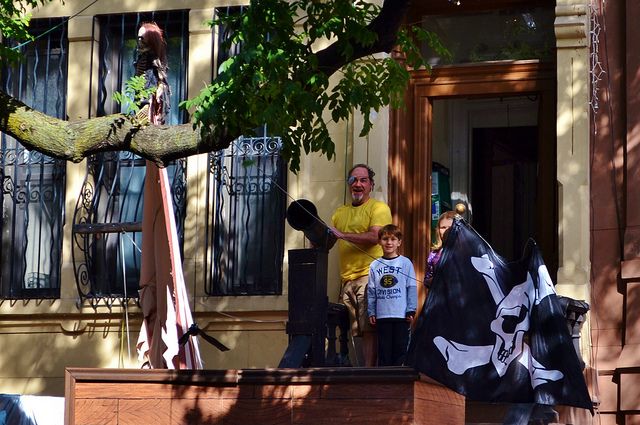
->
[431, 210, 457, 251]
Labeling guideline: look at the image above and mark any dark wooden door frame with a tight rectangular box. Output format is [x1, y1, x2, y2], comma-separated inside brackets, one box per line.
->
[389, 61, 556, 284]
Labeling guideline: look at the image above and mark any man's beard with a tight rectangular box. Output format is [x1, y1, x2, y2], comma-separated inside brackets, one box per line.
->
[351, 192, 364, 204]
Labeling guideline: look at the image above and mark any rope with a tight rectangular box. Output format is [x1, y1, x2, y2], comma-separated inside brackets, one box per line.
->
[119, 232, 132, 363]
[10, 0, 100, 51]
[228, 137, 423, 285]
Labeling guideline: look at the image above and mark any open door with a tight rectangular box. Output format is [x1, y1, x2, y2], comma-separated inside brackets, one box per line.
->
[389, 63, 557, 301]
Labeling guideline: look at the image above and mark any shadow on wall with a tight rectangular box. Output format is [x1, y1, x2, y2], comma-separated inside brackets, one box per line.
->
[0, 314, 144, 396]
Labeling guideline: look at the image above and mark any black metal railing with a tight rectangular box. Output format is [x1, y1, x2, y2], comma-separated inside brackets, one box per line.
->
[214, 6, 247, 77]
[0, 18, 67, 299]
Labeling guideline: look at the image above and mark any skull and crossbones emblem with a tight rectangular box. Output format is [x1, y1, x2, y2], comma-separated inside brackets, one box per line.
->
[433, 254, 563, 388]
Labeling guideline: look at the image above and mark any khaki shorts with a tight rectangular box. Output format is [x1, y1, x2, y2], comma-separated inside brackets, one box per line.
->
[340, 275, 374, 337]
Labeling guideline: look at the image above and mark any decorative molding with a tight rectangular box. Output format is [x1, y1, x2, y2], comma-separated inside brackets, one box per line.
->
[555, 3, 589, 48]
[189, 8, 214, 35]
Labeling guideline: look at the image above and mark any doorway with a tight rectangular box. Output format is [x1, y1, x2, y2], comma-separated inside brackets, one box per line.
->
[432, 96, 541, 261]
[388, 62, 557, 282]
[472, 125, 537, 261]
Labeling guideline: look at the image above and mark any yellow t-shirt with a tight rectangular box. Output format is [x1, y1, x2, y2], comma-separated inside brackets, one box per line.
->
[332, 198, 392, 282]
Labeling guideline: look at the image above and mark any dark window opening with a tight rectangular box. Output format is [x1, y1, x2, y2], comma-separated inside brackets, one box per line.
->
[0, 18, 67, 299]
[205, 7, 286, 296]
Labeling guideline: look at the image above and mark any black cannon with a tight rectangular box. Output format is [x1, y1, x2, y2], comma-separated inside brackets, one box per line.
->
[279, 199, 349, 367]
[285, 199, 337, 252]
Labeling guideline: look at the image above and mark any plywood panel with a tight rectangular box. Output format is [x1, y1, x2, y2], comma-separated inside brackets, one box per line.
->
[292, 398, 413, 424]
[118, 399, 172, 425]
[291, 384, 320, 399]
[75, 382, 175, 399]
[620, 373, 640, 411]
[222, 399, 292, 425]
[66, 368, 464, 425]
[73, 399, 118, 425]
[414, 379, 464, 406]
[164, 385, 244, 400]
[415, 380, 465, 425]
[253, 385, 293, 399]
[319, 382, 413, 399]
[170, 397, 223, 425]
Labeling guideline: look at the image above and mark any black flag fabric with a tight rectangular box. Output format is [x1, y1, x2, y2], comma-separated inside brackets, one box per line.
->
[406, 217, 592, 411]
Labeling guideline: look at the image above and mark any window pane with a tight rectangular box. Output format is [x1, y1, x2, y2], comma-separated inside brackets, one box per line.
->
[422, 7, 555, 65]
[206, 7, 286, 296]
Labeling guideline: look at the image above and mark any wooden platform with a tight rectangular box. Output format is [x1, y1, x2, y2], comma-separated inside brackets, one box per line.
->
[65, 367, 464, 424]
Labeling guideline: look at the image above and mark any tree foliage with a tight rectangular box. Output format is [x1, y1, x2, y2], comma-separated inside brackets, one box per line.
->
[0, 0, 52, 62]
[113, 75, 157, 118]
[184, 0, 427, 171]
[0, 0, 437, 171]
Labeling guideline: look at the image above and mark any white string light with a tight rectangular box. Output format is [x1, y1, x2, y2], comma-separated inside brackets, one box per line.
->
[589, 0, 605, 114]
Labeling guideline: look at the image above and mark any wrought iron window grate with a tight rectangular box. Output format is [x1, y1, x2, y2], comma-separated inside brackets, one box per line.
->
[204, 7, 286, 296]
[214, 6, 247, 76]
[0, 18, 67, 299]
[205, 135, 286, 296]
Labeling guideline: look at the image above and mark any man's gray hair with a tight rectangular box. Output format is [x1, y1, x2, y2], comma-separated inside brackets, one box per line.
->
[348, 163, 375, 184]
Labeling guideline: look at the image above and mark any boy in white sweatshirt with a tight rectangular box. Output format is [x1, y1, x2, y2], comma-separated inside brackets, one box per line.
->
[367, 224, 417, 366]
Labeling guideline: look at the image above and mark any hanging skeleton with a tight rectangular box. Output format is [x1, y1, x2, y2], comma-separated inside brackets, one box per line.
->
[134, 24, 171, 126]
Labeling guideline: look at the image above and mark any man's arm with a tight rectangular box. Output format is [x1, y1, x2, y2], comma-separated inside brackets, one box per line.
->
[330, 225, 382, 246]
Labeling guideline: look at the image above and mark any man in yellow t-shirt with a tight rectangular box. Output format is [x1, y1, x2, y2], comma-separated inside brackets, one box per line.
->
[331, 164, 392, 366]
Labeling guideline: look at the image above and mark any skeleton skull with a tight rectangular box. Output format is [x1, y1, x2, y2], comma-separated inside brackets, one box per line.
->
[490, 273, 535, 376]
[491, 303, 530, 371]
[434, 255, 563, 388]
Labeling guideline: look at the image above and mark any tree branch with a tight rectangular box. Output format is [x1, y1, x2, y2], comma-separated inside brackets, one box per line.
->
[0, 90, 234, 166]
[0, 0, 412, 165]
[316, 0, 412, 76]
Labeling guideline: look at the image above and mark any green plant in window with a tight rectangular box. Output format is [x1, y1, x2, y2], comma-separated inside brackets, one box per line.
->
[468, 13, 553, 62]
[113, 75, 157, 125]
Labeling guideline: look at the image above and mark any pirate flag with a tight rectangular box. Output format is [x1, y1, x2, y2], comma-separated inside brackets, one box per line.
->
[406, 217, 592, 411]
